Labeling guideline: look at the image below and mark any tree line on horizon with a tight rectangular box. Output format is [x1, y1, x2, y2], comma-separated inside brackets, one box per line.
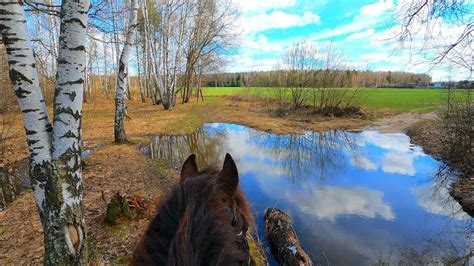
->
[203, 70, 432, 88]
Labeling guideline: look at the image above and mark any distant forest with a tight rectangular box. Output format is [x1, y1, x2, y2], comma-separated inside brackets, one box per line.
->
[202, 70, 432, 88]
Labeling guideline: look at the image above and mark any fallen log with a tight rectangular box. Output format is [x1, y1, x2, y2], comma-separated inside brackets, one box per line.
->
[265, 208, 313, 266]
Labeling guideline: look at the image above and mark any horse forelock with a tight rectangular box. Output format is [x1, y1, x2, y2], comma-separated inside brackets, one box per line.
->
[132, 167, 254, 265]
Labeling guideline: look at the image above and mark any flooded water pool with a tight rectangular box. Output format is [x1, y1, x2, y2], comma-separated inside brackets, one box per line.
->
[141, 123, 472, 265]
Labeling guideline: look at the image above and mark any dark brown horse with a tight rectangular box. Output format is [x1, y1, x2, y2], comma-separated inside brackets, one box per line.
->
[132, 153, 254, 265]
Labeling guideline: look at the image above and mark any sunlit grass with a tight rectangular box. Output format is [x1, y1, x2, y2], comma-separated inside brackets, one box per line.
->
[203, 87, 446, 112]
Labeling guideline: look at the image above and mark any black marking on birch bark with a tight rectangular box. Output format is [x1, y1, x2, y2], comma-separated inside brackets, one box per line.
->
[0, 9, 16, 15]
[22, 108, 39, 113]
[4, 37, 25, 44]
[27, 139, 40, 146]
[63, 18, 86, 29]
[54, 107, 82, 120]
[0, 2, 20, 7]
[33, 145, 45, 150]
[9, 68, 33, 84]
[59, 130, 79, 139]
[59, 78, 84, 86]
[0, 23, 12, 32]
[70, 45, 85, 51]
[6, 47, 26, 53]
[39, 115, 49, 121]
[8, 59, 19, 65]
[25, 129, 37, 135]
[64, 91, 77, 101]
[14, 86, 31, 98]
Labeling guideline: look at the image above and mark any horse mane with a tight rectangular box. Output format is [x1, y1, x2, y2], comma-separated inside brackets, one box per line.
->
[131, 168, 254, 265]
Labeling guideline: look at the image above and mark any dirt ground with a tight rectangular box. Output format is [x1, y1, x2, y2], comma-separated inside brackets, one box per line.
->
[369, 112, 439, 133]
[0, 142, 180, 264]
[0, 96, 450, 263]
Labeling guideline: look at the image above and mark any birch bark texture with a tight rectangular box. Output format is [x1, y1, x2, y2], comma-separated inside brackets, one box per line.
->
[114, 0, 139, 143]
[0, 1, 89, 264]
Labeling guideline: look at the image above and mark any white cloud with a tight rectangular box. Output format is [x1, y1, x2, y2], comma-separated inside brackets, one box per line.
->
[382, 151, 416, 176]
[412, 184, 469, 220]
[236, 0, 297, 13]
[360, 0, 394, 17]
[345, 28, 375, 41]
[351, 156, 377, 170]
[242, 34, 286, 55]
[359, 52, 392, 63]
[242, 11, 320, 34]
[224, 54, 279, 72]
[357, 130, 427, 176]
[359, 131, 423, 155]
[285, 186, 395, 221]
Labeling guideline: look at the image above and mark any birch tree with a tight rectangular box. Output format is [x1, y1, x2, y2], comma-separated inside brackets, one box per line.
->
[114, 0, 139, 143]
[0, 1, 89, 264]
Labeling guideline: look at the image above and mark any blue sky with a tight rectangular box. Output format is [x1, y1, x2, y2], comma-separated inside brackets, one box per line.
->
[227, 0, 472, 81]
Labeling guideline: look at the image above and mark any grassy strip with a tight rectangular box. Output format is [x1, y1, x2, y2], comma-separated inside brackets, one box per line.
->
[202, 87, 446, 112]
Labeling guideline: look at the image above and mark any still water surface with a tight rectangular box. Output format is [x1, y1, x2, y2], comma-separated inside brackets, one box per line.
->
[141, 123, 472, 265]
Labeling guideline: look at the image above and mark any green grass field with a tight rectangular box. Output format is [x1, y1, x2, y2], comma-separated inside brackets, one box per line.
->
[203, 87, 446, 112]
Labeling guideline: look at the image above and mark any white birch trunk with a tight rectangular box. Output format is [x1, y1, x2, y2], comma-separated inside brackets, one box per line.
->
[0, 0, 53, 213]
[50, 0, 89, 263]
[114, 0, 139, 143]
[0, 1, 90, 264]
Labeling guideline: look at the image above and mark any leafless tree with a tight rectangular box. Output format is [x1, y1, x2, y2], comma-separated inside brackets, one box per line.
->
[312, 43, 361, 116]
[280, 41, 320, 110]
[442, 88, 473, 177]
[180, 0, 238, 103]
[395, 0, 473, 78]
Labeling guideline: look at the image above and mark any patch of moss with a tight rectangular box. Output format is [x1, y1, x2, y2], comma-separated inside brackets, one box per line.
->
[247, 232, 268, 266]
[109, 254, 131, 264]
[104, 193, 136, 225]
[118, 226, 128, 240]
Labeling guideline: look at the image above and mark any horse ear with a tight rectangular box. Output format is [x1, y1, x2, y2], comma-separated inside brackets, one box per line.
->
[181, 154, 199, 181]
[218, 153, 239, 195]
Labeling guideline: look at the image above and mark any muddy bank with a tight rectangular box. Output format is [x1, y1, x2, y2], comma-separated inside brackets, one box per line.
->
[369, 112, 439, 134]
[405, 119, 473, 216]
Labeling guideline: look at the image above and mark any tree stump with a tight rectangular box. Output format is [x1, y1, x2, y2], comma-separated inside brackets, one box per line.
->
[104, 192, 137, 225]
[264, 208, 313, 266]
